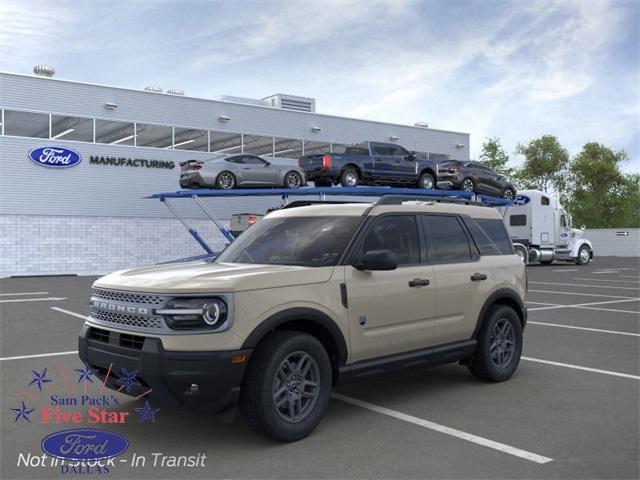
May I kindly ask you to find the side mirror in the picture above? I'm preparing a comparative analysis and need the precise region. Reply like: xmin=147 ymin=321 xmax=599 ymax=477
xmin=353 ymin=249 xmax=398 ymax=271
xmin=264 ymin=161 xmax=270 ymax=167
xmin=407 ymin=151 xmax=417 ymax=161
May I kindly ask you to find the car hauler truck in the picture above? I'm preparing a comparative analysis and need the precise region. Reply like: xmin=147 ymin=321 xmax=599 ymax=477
xmin=502 ymin=190 xmax=593 ymax=265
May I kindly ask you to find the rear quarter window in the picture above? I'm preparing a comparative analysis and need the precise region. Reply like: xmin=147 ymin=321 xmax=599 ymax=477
xmin=466 ymin=218 xmax=514 ymax=255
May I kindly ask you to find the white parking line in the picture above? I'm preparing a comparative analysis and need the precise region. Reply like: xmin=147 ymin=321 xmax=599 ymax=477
xmin=529 ymin=281 xmax=640 ymax=291
xmin=0 ymin=291 xmax=49 ymax=296
xmin=522 ymin=357 xmax=640 ymax=381
xmin=620 ymin=275 xmax=640 ymax=279
xmin=529 ymin=289 xmax=637 ymax=299
xmin=528 ymin=298 xmax=640 ymax=312
xmin=526 ymin=301 xmax=558 ymax=306
xmin=332 ymin=393 xmax=553 ymax=464
xmin=552 ymin=269 xmax=579 ymax=272
xmin=528 ymin=321 xmax=640 ymax=337
xmin=0 ymin=351 xmax=77 ymax=362
xmin=576 ymin=306 xmax=640 ymax=315
xmin=51 ymin=307 xmax=88 ymax=320
xmin=0 ymin=297 xmax=68 ymax=304
xmin=572 ymin=277 xmax=640 ymax=284
xmin=593 ymin=271 xmax=619 ymax=274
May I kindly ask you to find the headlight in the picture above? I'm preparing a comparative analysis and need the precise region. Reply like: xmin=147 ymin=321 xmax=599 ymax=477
xmin=157 ymin=297 xmax=228 ymax=331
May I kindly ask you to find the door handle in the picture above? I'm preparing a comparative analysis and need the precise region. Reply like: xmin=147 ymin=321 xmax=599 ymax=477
xmin=242 ymin=167 xmax=251 ymax=170
xmin=470 ymin=273 xmax=487 ymax=282
xmin=409 ymin=278 xmax=430 ymax=287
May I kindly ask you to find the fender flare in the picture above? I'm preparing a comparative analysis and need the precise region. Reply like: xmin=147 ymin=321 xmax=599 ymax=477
xmin=472 ymin=288 xmax=527 ymax=337
xmin=241 ymin=307 xmax=348 ymax=366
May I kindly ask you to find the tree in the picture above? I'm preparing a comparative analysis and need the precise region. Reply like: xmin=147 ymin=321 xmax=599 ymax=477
xmin=515 ymin=135 xmax=569 ymax=193
xmin=565 ymin=142 xmax=638 ymax=228
xmin=479 ymin=137 xmax=511 ymax=174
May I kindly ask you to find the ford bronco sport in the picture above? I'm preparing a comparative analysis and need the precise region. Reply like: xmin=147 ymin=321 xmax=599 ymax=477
xmin=79 ymin=196 xmax=527 ymax=442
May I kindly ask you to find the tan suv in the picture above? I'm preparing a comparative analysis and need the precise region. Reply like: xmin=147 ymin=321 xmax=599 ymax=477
xmin=79 ymin=196 xmax=527 ymax=442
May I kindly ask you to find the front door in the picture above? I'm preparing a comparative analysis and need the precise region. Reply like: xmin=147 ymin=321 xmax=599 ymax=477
xmin=344 ymin=214 xmax=436 ymax=362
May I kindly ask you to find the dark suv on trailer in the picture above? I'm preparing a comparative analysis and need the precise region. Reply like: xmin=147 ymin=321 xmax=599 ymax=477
xmin=437 ymin=160 xmax=516 ymax=200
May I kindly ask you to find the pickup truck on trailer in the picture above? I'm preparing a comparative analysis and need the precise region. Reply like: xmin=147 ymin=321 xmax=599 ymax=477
xmin=298 ymin=141 xmax=439 ymax=189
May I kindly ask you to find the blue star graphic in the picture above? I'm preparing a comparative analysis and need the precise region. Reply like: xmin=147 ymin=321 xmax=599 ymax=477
xmin=28 ymin=368 xmax=52 ymax=392
xmin=11 ymin=401 xmax=35 ymax=423
xmin=117 ymin=368 xmax=141 ymax=392
xmin=74 ymin=362 xmax=96 ymax=383
xmin=135 ymin=401 xmax=160 ymax=423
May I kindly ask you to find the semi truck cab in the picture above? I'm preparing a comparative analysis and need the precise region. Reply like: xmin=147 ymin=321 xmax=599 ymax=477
xmin=502 ymin=190 xmax=593 ymax=265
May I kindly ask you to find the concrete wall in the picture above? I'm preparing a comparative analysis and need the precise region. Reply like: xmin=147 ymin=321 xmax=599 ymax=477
xmin=584 ymin=228 xmax=640 ymax=257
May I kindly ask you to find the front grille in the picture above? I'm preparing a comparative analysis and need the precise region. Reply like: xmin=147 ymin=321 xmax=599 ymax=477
xmin=120 ymin=333 xmax=145 ymax=350
xmin=88 ymin=327 xmax=110 ymax=343
xmin=92 ymin=288 xmax=165 ymax=306
xmin=90 ymin=309 xmax=165 ymax=330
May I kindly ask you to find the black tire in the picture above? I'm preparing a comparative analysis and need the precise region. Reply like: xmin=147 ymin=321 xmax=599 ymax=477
xmin=418 ymin=172 xmax=436 ymax=190
xmin=503 ymin=188 xmax=516 ymax=200
xmin=340 ymin=168 xmax=359 ymax=187
xmin=540 ymin=259 xmax=553 ymax=265
xmin=462 ymin=177 xmax=475 ymax=192
xmin=467 ymin=306 xmax=522 ymax=382
xmin=216 ymin=171 xmax=236 ymax=189
xmin=576 ymin=245 xmax=591 ymax=265
xmin=239 ymin=331 xmax=332 ymax=442
xmin=283 ymin=171 xmax=303 ymax=189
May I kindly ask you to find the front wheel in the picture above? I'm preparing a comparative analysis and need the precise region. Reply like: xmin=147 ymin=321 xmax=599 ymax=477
xmin=239 ymin=331 xmax=332 ymax=442
xmin=467 ymin=306 xmax=522 ymax=382
xmin=576 ymin=245 xmax=591 ymax=265
xmin=284 ymin=171 xmax=303 ymax=189
xmin=216 ymin=171 xmax=236 ymax=189
xmin=462 ymin=177 xmax=475 ymax=192
xmin=503 ymin=188 xmax=516 ymax=200
xmin=418 ymin=172 xmax=435 ymax=190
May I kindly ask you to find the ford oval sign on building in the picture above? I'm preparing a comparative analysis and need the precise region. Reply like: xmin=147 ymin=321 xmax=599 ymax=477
xmin=41 ymin=428 xmax=129 ymax=461
xmin=28 ymin=146 xmax=82 ymax=168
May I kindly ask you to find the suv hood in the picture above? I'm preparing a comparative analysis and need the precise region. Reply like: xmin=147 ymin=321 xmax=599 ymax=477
xmin=94 ymin=261 xmax=334 ymax=294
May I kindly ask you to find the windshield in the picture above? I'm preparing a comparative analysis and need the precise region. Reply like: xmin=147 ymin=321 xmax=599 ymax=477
xmin=216 ymin=216 xmax=362 ymax=267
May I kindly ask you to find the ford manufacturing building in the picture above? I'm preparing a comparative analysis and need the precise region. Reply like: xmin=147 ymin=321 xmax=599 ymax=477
xmin=0 ymin=70 xmax=470 ymax=278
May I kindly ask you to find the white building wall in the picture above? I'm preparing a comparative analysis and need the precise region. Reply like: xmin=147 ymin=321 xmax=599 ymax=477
xmin=584 ymin=228 xmax=640 ymax=257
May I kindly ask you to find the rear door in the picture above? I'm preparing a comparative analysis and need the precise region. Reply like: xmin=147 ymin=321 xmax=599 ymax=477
xmin=421 ymin=214 xmax=493 ymax=344
xmin=345 ymin=214 xmax=436 ymax=362
xmin=370 ymin=143 xmax=396 ymax=180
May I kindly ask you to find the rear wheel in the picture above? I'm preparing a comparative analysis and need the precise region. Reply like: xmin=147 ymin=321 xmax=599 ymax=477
xmin=216 ymin=171 xmax=236 ymax=189
xmin=340 ymin=168 xmax=359 ymax=187
xmin=576 ymin=245 xmax=591 ymax=265
xmin=468 ymin=306 xmax=522 ymax=382
xmin=462 ymin=177 xmax=475 ymax=192
xmin=239 ymin=331 xmax=332 ymax=442
xmin=418 ymin=172 xmax=435 ymax=190
xmin=284 ymin=171 xmax=303 ymax=189
xmin=503 ymin=188 xmax=516 ymax=200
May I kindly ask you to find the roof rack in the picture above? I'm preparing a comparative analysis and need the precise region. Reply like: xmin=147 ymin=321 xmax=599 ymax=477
xmin=375 ymin=194 xmax=483 ymax=206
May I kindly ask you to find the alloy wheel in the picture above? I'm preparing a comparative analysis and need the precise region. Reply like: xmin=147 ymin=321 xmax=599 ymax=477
xmin=344 ymin=172 xmax=358 ymax=186
xmin=489 ymin=319 xmax=516 ymax=369
xmin=462 ymin=179 xmax=474 ymax=192
xmin=272 ymin=351 xmax=321 ymax=423
xmin=218 ymin=172 xmax=235 ymax=189
xmin=286 ymin=172 xmax=302 ymax=189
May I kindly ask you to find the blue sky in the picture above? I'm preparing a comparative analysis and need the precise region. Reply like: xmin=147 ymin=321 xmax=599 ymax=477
xmin=1 ymin=0 xmax=638 ymax=171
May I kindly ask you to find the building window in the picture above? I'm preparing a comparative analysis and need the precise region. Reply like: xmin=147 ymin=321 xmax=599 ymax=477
xmin=243 ymin=134 xmax=274 ymax=156
xmin=303 ymin=141 xmax=331 ymax=155
xmin=173 ymin=127 xmax=208 ymax=151
xmin=273 ymin=137 xmax=303 ymax=159
xmin=51 ymin=114 xmax=93 ymax=142
xmin=95 ymin=119 xmax=135 ymax=145
xmin=210 ymin=131 xmax=243 ymax=154
xmin=3 ymin=110 xmax=49 ymax=138
xmin=135 ymin=123 xmax=173 ymax=148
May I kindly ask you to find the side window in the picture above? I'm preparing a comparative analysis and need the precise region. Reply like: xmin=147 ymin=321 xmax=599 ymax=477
xmin=241 ymin=155 xmax=266 ymax=165
xmin=422 ymin=215 xmax=472 ymax=263
xmin=541 ymin=196 xmax=550 ymax=206
xmin=390 ymin=145 xmax=410 ymax=157
xmin=361 ymin=216 xmax=420 ymax=266
xmin=561 ymin=214 xmax=567 ymax=227
xmin=226 ymin=156 xmax=244 ymax=164
xmin=510 ymin=215 xmax=527 ymax=226
xmin=475 ymin=218 xmax=514 ymax=255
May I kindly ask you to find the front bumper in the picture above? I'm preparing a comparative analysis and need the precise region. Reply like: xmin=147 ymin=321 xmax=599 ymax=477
xmin=78 ymin=324 xmax=251 ymax=412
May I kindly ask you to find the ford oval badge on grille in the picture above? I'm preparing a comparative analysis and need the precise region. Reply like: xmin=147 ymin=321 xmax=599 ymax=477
xmin=41 ymin=428 xmax=128 ymax=461
xmin=28 ymin=146 xmax=82 ymax=168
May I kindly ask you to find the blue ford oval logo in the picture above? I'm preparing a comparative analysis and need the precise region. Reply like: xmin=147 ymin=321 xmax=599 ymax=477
xmin=513 ymin=195 xmax=530 ymax=206
xmin=41 ymin=428 xmax=128 ymax=461
xmin=28 ymin=146 xmax=82 ymax=168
